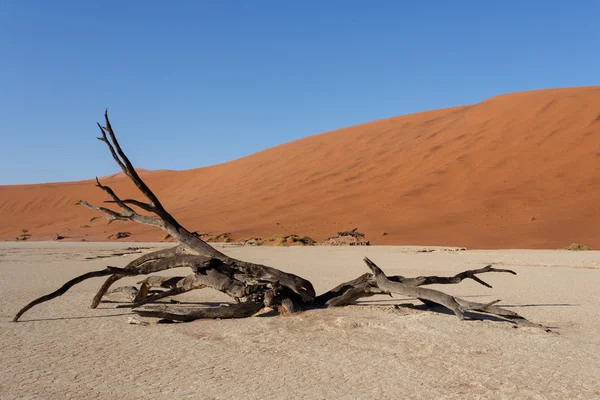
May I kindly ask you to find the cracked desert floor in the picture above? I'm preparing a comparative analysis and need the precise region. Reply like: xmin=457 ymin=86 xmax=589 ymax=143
xmin=1 ymin=242 xmax=599 ymax=399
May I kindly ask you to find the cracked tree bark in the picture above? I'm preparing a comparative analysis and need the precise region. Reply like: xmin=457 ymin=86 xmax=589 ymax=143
xmin=13 ymin=110 xmax=548 ymax=331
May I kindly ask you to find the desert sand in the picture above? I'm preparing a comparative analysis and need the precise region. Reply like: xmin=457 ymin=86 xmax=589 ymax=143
xmin=1 ymin=242 xmax=599 ymax=399
xmin=1 ymin=87 xmax=600 ymax=248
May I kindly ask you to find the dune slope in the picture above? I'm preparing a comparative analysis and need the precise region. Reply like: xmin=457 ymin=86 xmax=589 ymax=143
xmin=1 ymin=87 xmax=599 ymax=248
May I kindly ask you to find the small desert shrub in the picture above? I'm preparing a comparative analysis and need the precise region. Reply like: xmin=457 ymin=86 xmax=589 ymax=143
xmin=205 ymin=232 xmax=233 ymax=243
xmin=286 ymin=235 xmax=315 ymax=246
xmin=241 ymin=237 xmax=263 ymax=246
xmin=16 ymin=229 xmax=32 ymax=241
xmin=267 ymin=234 xmax=286 ymax=246
xmin=263 ymin=234 xmax=315 ymax=246
xmin=337 ymin=228 xmax=365 ymax=238
xmin=564 ymin=243 xmax=592 ymax=251
xmin=322 ymin=228 xmax=370 ymax=246
xmin=107 ymin=231 xmax=131 ymax=240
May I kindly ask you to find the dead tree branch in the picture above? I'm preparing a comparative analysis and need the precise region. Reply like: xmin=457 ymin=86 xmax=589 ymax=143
xmin=13 ymin=266 xmax=136 ymax=322
xmin=316 ymin=264 xmax=517 ymax=307
xmin=362 ymin=257 xmax=545 ymax=328
xmin=393 ymin=265 xmax=517 ymax=288
xmin=134 ymin=302 xmax=264 ymax=322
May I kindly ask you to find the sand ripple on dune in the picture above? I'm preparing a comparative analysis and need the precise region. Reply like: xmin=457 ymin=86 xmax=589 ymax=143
xmin=1 ymin=87 xmax=600 ymax=248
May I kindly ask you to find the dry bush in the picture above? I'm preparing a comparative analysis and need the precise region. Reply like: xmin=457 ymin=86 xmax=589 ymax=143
xmin=205 ymin=233 xmax=233 ymax=243
xmin=16 ymin=229 xmax=32 ymax=241
xmin=564 ymin=243 xmax=592 ymax=251
xmin=107 ymin=231 xmax=131 ymax=240
xmin=241 ymin=237 xmax=263 ymax=246
xmin=322 ymin=228 xmax=370 ymax=246
xmin=263 ymin=234 xmax=315 ymax=246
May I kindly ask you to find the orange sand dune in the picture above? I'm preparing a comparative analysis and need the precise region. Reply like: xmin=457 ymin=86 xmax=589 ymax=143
xmin=99 ymin=168 xmax=173 ymax=180
xmin=1 ymin=87 xmax=599 ymax=248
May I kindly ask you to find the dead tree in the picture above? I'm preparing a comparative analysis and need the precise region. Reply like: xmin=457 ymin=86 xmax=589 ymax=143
xmin=12 ymin=111 xmax=547 ymax=330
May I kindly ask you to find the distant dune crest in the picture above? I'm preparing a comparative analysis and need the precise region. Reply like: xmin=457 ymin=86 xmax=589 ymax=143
xmin=99 ymin=168 xmax=173 ymax=180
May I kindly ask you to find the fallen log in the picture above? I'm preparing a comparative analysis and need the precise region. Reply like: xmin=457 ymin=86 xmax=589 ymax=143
xmin=13 ymin=110 xmax=547 ymax=331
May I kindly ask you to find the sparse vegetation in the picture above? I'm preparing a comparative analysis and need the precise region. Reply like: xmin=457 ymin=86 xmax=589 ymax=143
xmin=241 ymin=237 xmax=263 ymax=246
xmin=16 ymin=229 xmax=32 ymax=241
xmin=322 ymin=228 xmax=370 ymax=246
xmin=564 ymin=243 xmax=592 ymax=251
xmin=55 ymin=233 xmax=66 ymax=241
xmin=337 ymin=228 xmax=365 ymax=238
xmin=107 ymin=231 xmax=131 ymax=240
xmin=205 ymin=232 xmax=233 ymax=243
xmin=263 ymin=234 xmax=315 ymax=246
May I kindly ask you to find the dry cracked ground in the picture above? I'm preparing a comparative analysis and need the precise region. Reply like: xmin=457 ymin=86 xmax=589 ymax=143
xmin=1 ymin=242 xmax=599 ymax=399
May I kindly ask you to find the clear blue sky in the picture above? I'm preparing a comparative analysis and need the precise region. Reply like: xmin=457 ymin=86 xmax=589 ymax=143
xmin=1 ymin=1 xmax=598 ymax=184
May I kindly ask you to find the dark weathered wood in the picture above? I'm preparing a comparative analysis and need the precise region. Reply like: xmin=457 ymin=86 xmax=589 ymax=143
xmin=15 ymin=253 xmax=215 ymax=320
xmin=315 ymin=273 xmax=388 ymax=307
xmin=134 ymin=302 xmax=264 ymax=322
xmin=454 ymin=297 xmax=545 ymax=329
xmin=316 ymin=264 xmax=518 ymax=307
xmin=76 ymin=112 xmax=313 ymax=310
xmin=102 ymin=276 xmax=190 ymax=306
xmin=128 ymin=286 xmax=188 ymax=308
xmin=92 ymin=274 xmax=124 ymax=308
xmin=13 ymin=266 xmax=136 ymax=322
xmin=103 ymin=286 xmax=139 ymax=302
xmin=362 ymin=257 xmax=546 ymax=329
xmin=127 ymin=266 xmax=256 ymax=309
xmin=395 ymin=265 xmax=517 ymax=288
xmin=364 ymin=257 xmax=465 ymax=319
xmin=90 ymin=246 xmax=183 ymax=308
xmin=132 ymin=275 xmax=186 ymax=303
xmin=315 ymin=273 xmax=375 ymax=305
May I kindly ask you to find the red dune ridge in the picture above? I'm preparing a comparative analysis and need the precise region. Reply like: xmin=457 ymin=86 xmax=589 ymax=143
xmin=1 ymin=87 xmax=599 ymax=249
